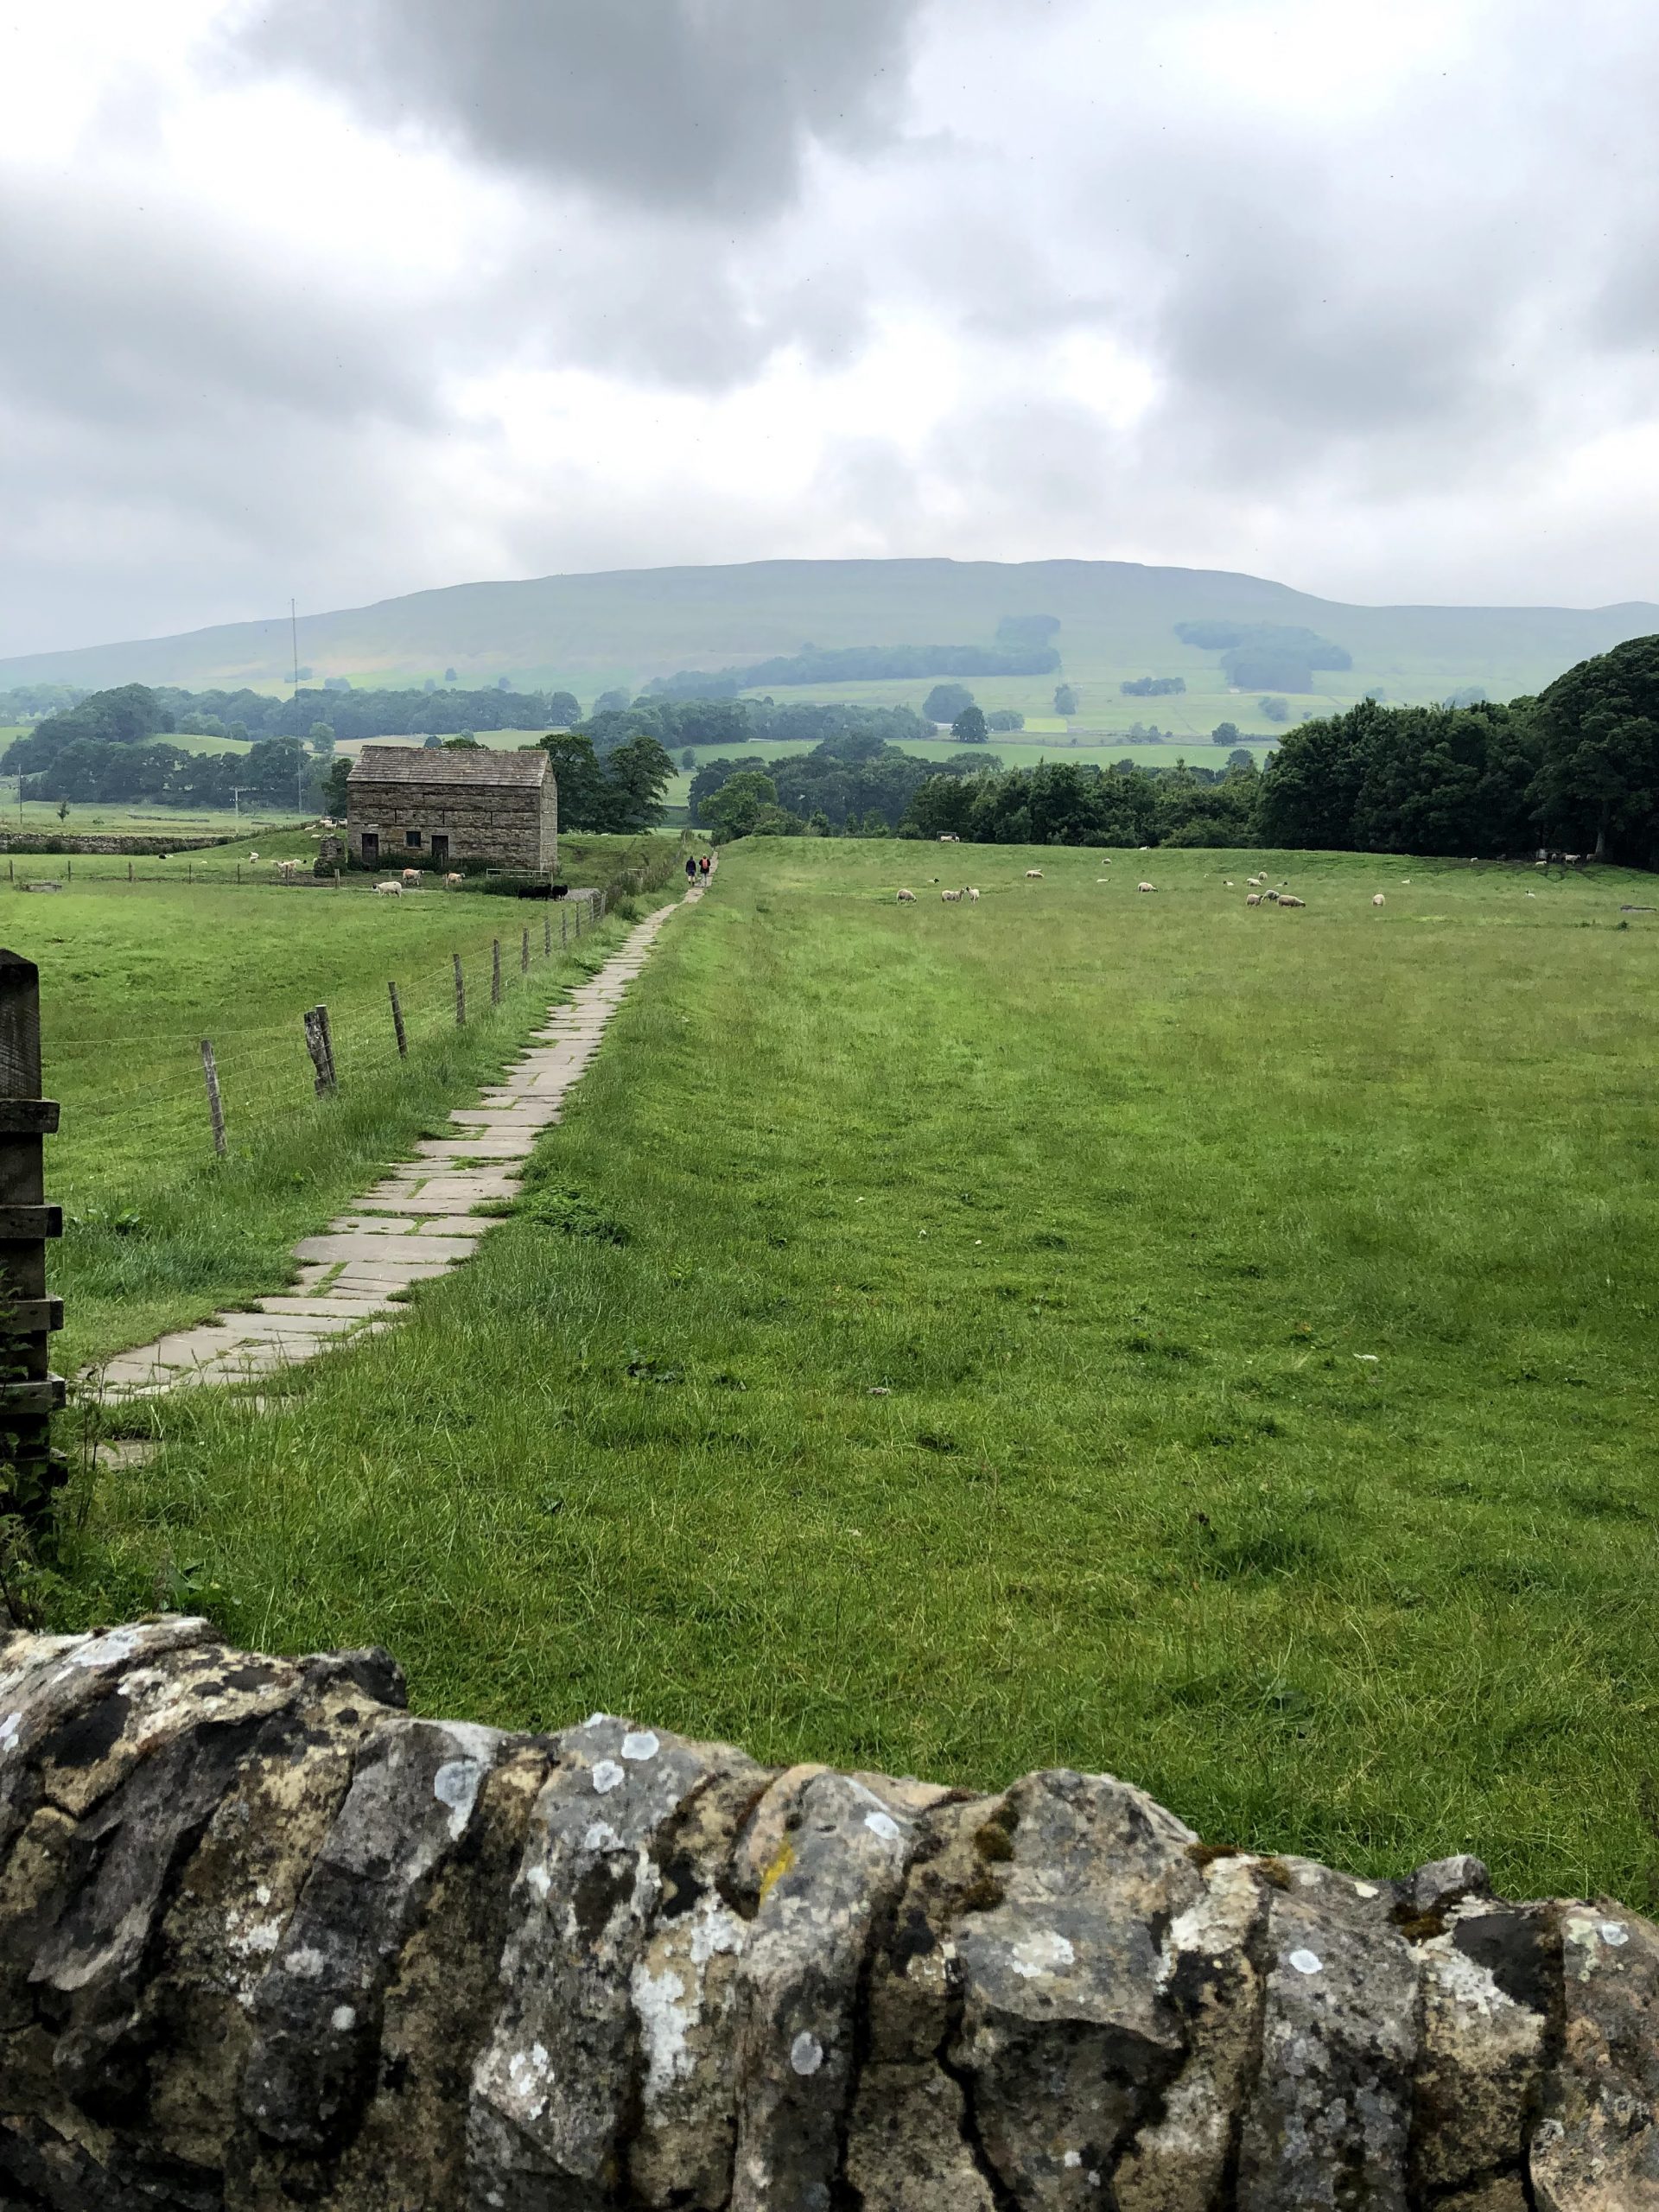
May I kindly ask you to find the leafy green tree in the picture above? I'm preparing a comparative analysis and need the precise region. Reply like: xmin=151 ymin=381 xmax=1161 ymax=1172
xmin=1529 ymin=635 xmax=1659 ymax=863
xmin=601 ymin=730 xmax=676 ymax=830
xmin=1227 ymin=748 xmax=1255 ymax=772
xmin=444 ymin=667 xmax=457 ymax=683
xmin=1258 ymin=696 xmax=1290 ymax=723
xmin=443 ymin=734 xmax=483 ymax=749
xmin=985 ymin=709 xmax=1025 ymax=732
xmin=951 ymin=703 xmax=989 ymax=744
xmin=321 ymin=758 xmax=351 ymax=814
xmin=594 ymin=688 xmax=631 ymax=715
xmin=702 ymin=770 xmax=779 ymax=840
xmin=681 ymin=749 xmax=696 ymax=770
xmin=1053 ymin=683 xmax=1078 ymax=715
xmin=1211 ymin=721 xmax=1241 ymax=747
xmin=547 ymin=690 xmax=581 ymax=726
xmin=308 ymin=721 xmax=336 ymax=758
xmin=537 ymin=731 xmax=611 ymax=830
xmin=923 ymin=682 xmax=975 ymax=724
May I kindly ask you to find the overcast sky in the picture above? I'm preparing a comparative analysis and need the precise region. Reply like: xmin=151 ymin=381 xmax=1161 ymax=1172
xmin=3 ymin=0 xmax=1656 ymax=656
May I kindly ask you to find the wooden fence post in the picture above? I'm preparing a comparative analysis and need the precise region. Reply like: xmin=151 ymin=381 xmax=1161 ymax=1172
xmin=520 ymin=925 xmax=529 ymax=976
xmin=453 ymin=954 xmax=466 ymax=1027
xmin=491 ymin=938 xmax=502 ymax=1006
xmin=543 ymin=910 xmax=551 ymax=958
xmin=302 ymin=1007 xmax=337 ymax=1096
xmin=127 ymin=861 xmax=133 ymax=883
xmin=388 ymin=982 xmax=407 ymax=1058
xmin=0 ymin=951 xmax=64 ymax=1514
xmin=562 ymin=906 xmax=568 ymax=950
xmin=200 ymin=1039 xmax=227 ymax=1156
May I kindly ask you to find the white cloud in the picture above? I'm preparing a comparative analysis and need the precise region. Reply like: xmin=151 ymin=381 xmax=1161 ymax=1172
xmin=1 ymin=0 xmax=1656 ymax=656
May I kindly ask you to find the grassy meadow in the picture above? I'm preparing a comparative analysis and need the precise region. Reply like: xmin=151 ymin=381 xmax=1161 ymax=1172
xmin=47 ymin=837 xmax=1659 ymax=1903
xmin=7 ymin=834 xmax=666 ymax=1369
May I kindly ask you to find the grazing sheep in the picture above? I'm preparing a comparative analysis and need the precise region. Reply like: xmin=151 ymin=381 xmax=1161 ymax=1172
xmin=1279 ymin=894 xmax=1306 ymax=909
xmin=1372 ymin=893 xmax=1386 ymax=907
xmin=1246 ymin=893 xmax=1262 ymax=907
xmin=1225 ymin=880 xmax=1235 ymax=887
xmin=1263 ymin=889 xmax=1281 ymax=903
xmin=896 ymin=888 xmax=917 ymax=903
xmin=248 ymin=852 xmax=259 ymax=863
xmin=401 ymin=867 xmax=422 ymax=886
xmin=941 ymin=888 xmax=963 ymax=902
xmin=1025 ymin=869 xmax=1044 ymax=880
xmin=1137 ymin=880 xmax=1155 ymax=893
xmin=966 ymin=887 xmax=980 ymax=901
xmin=374 ymin=880 xmax=403 ymax=897
xmin=444 ymin=871 xmax=464 ymax=888
xmin=275 ymin=859 xmax=298 ymax=881
xmin=938 ymin=833 xmax=961 ymax=843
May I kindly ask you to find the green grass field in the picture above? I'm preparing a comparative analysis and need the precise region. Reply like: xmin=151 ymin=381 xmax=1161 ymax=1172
xmin=47 ymin=838 xmax=1659 ymax=1903
xmin=6 ymin=834 xmax=670 ymax=1370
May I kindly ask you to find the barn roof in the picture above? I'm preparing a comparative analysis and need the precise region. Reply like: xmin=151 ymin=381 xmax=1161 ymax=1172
xmin=346 ymin=746 xmax=549 ymax=788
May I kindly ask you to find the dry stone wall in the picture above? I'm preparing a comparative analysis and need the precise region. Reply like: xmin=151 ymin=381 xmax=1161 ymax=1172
xmin=0 ymin=1616 xmax=1653 ymax=2209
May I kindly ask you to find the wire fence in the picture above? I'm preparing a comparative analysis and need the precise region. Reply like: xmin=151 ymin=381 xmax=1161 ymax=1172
xmin=34 ymin=836 xmax=689 ymax=1203
xmin=47 ymin=897 xmax=619 ymax=1197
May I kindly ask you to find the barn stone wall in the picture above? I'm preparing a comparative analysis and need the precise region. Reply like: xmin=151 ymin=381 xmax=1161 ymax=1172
xmin=347 ymin=773 xmax=556 ymax=874
xmin=0 ymin=1615 xmax=1649 ymax=2209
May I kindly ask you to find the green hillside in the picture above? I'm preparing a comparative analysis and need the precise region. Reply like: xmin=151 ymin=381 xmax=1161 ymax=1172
xmin=3 ymin=559 xmax=1655 ymax=720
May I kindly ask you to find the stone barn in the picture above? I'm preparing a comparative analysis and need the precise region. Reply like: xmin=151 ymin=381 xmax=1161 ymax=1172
xmin=345 ymin=746 xmax=557 ymax=874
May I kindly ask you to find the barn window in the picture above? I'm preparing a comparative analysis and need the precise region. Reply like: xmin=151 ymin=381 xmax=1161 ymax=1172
xmin=406 ymin=830 xmax=422 ymax=849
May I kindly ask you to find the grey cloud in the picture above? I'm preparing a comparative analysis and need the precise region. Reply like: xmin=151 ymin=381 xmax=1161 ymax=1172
xmin=223 ymin=0 xmax=925 ymax=219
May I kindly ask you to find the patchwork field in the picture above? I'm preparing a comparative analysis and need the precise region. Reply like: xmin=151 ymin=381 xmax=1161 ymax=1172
xmin=46 ymin=839 xmax=1659 ymax=1903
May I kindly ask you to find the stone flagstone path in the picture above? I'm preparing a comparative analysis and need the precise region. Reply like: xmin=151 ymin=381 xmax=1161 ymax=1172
xmin=89 ymin=892 xmax=694 ymax=1401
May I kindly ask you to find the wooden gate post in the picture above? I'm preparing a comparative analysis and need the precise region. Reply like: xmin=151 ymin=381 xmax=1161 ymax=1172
xmin=388 ymin=982 xmax=407 ymax=1058
xmin=0 ymin=952 xmax=64 ymax=1513
xmin=543 ymin=910 xmax=551 ymax=958
xmin=453 ymin=954 xmax=466 ymax=1027
xmin=520 ymin=925 xmax=529 ymax=976
xmin=491 ymin=938 xmax=502 ymax=1006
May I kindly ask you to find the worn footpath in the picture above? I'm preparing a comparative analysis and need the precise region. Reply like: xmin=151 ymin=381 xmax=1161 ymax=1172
xmin=87 ymin=893 xmax=694 ymax=1400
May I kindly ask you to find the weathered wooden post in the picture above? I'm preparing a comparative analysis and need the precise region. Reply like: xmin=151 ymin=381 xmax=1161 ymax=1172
xmin=302 ymin=1007 xmax=337 ymax=1096
xmin=520 ymin=925 xmax=529 ymax=976
xmin=543 ymin=909 xmax=551 ymax=957
xmin=453 ymin=953 xmax=466 ymax=1027
xmin=200 ymin=1039 xmax=226 ymax=1156
xmin=388 ymin=982 xmax=407 ymax=1058
xmin=491 ymin=938 xmax=502 ymax=1006
xmin=127 ymin=861 xmax=133 ymax=883
xmin=0 ymin=952 xmax=63 ymax=1513
xmin=561 ymin=906 xmax=568 ymax=950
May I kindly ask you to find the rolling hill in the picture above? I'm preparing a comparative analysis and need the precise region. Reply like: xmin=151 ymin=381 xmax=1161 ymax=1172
xmin=3 ymin=560 xmax=1654 ymax=727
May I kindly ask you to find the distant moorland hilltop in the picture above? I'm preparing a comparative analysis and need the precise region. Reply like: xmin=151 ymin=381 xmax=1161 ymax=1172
xmin=2 ymin=560 xmax=1656 ymax=733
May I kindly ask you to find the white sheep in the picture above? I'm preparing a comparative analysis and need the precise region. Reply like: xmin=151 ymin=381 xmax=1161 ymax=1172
xmin=248 ymin=852 xmax=259 ymax=863
xmin=1025 ymin=869 xmax=1044 ymax=880
xmin=1246 ymin=893 xmax=1262 ymax=907
xmin=1280 ymin=894 xmax=1306 ymax=909
xmin=1371 ymin=893 xmax=1386 ymax=907
xmin=401 ymin=867 xmax=422 ymax=886
xmin=941 ymin=888 xmax=963 ymax=902
xmin=1137 ymin=880 xmax=1155 ymax=893
xmin=966 ymin=887 xmax=980 ymax=901
xmin=896 ymin=888 xmax=917 ymax=903
xmin=375 ymin=880 xmax=403 ymax=897
xmin=444 ymin=871 xmax=464 ymax=887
